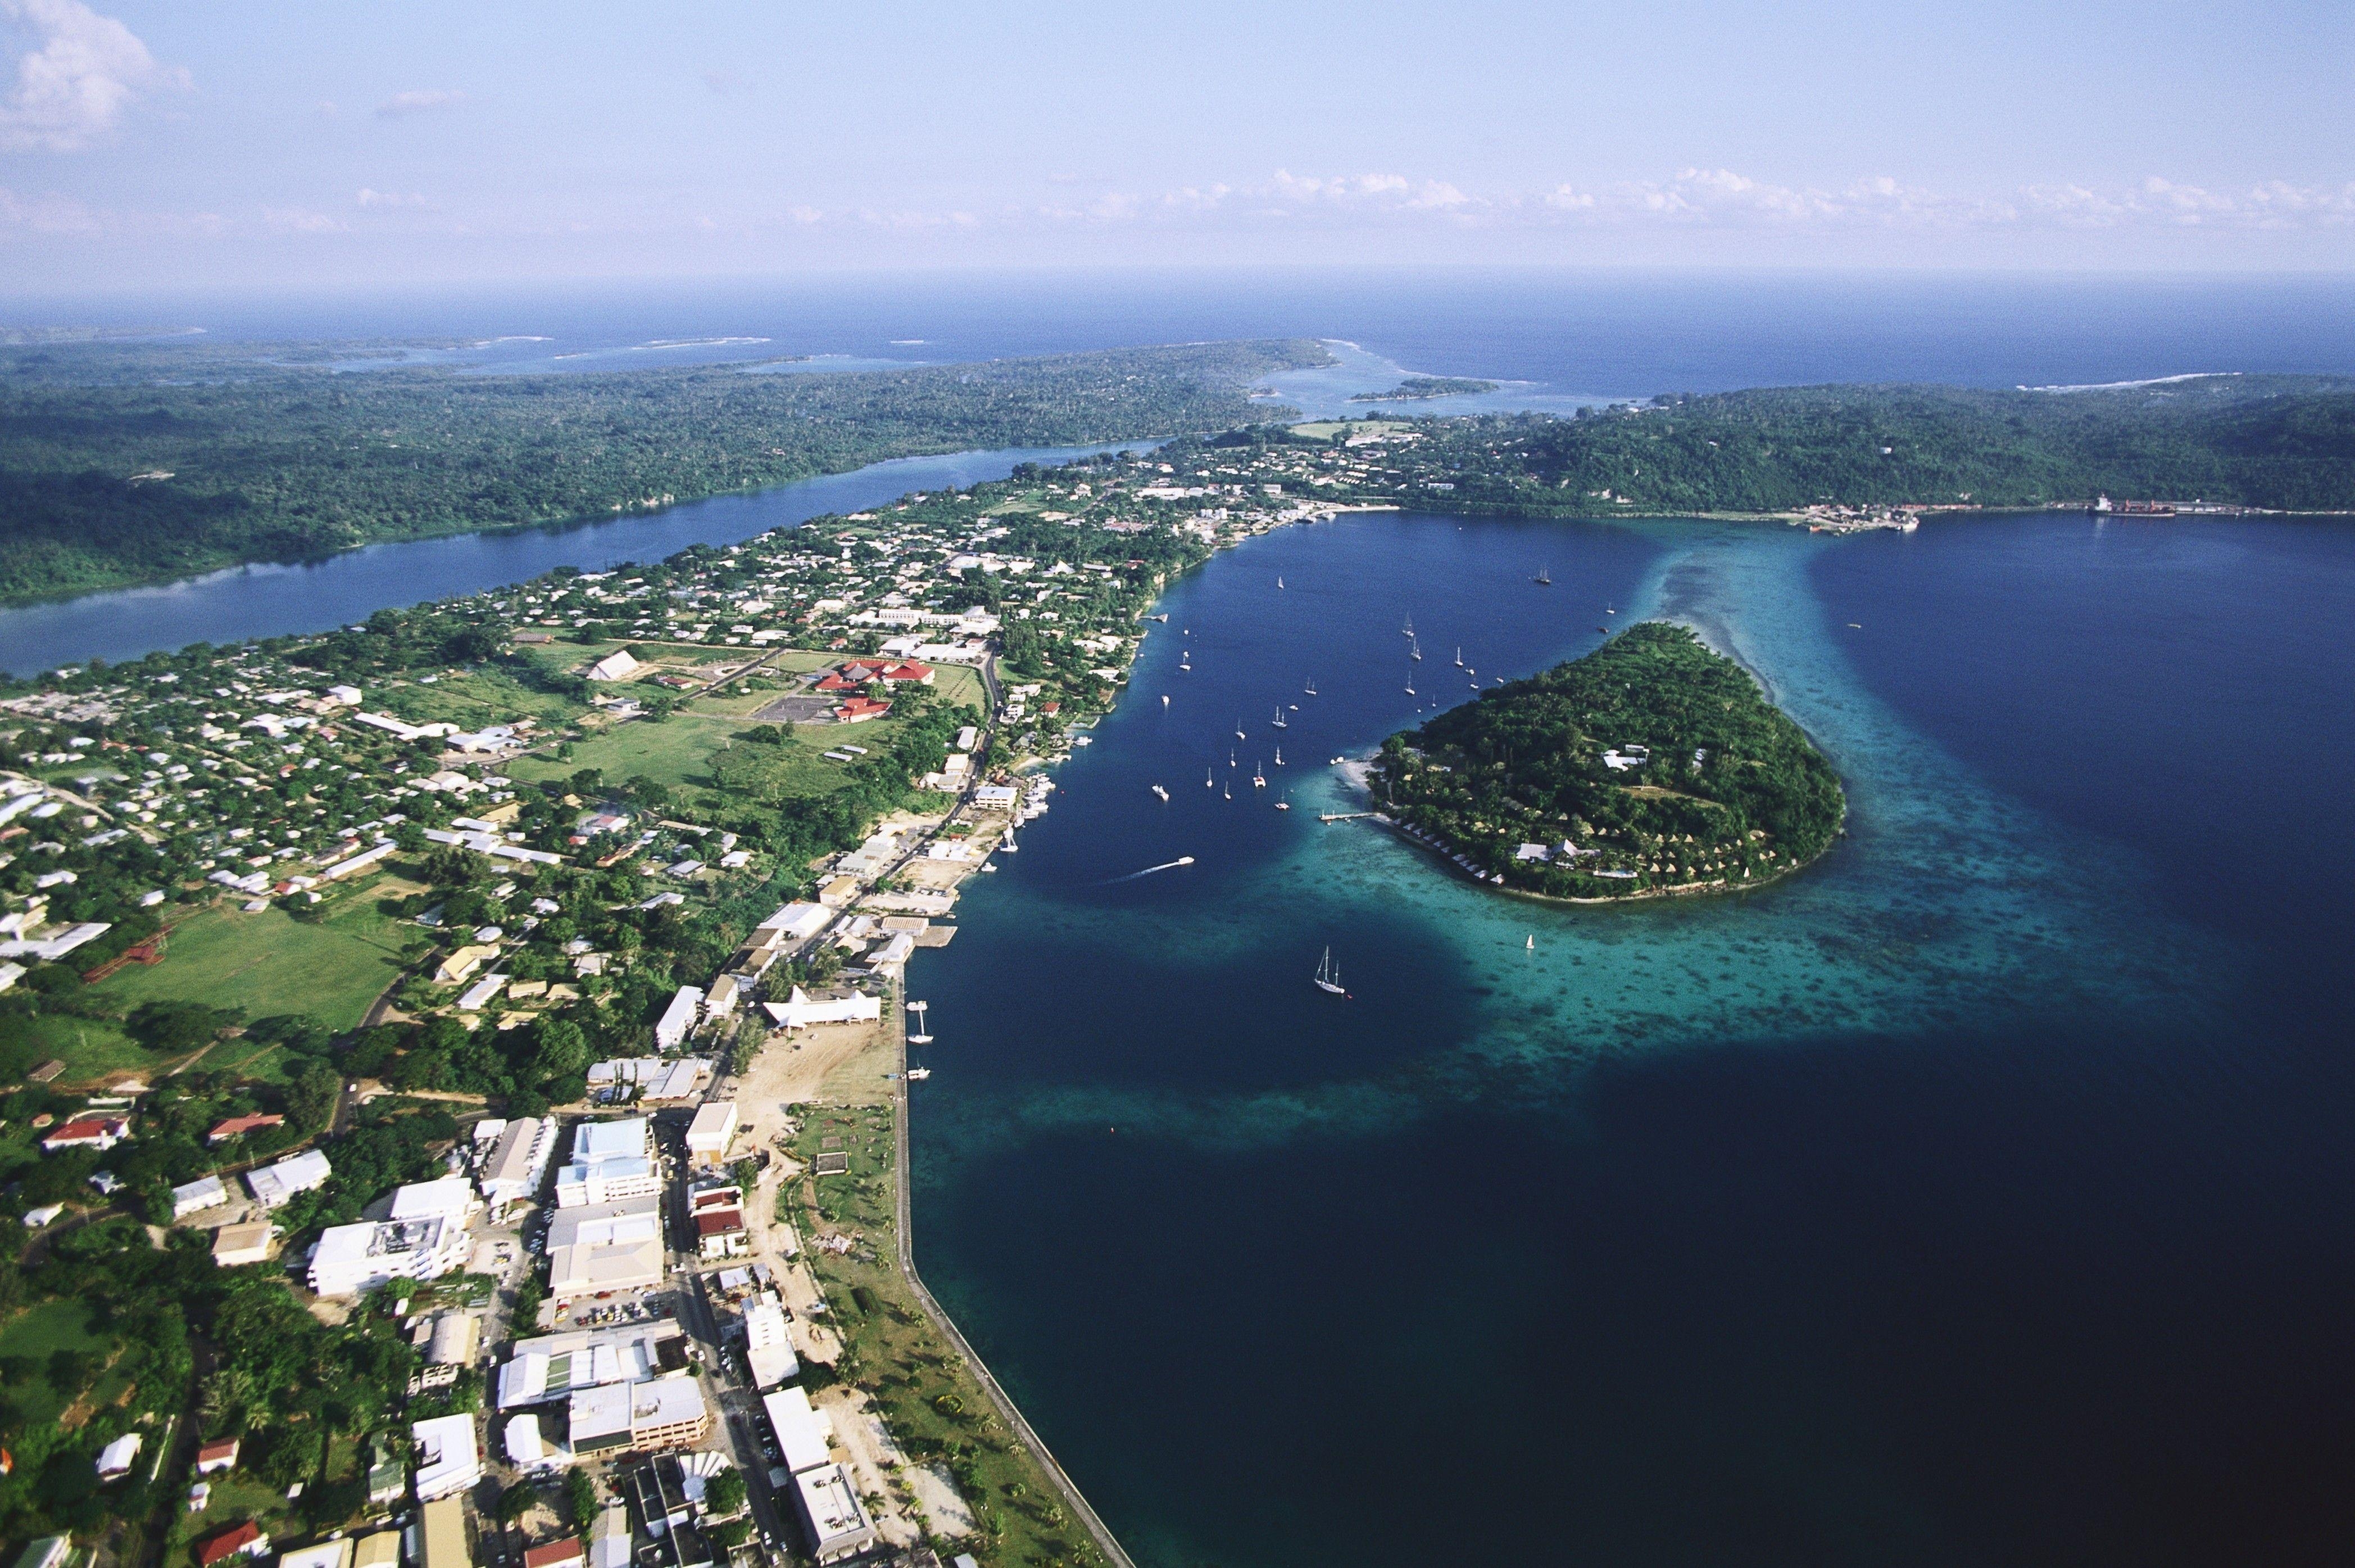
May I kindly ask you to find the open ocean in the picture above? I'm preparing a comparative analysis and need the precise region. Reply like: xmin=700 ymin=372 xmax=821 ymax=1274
xmin=6 ymin=271 xmax=2352 ymax=1564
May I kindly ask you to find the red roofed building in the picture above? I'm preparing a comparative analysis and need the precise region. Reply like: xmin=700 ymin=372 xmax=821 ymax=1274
xmin=41 ymin=1116 xmax=129 ymax=1153
xmin=522 ymin=1540 xmax=585 ymax=1568
xmin=690 ymin=1187 xmax=749 ymax=1260
xmin=197 ymin=1522 xmax=271 ymax=1567
xmin=833 ymin=697 xmax=891 ymax=725
xmin=195 ymin=1437 xmax=241 ymax=1474
xmin=816 ymin=658 xmax=932 ymax=692
xmin=207 ymin=1115 xmax=284 ymax=1146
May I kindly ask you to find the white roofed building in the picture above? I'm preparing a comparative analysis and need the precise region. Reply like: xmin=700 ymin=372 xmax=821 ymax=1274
xmin=554 ymin=1118 xmax=661 ymax=1208
xmin=546 ymin=1194 xmax=665 ymax=1298
xmin=246 ymin=1148 xmax=332 ymax=1208
xmin=478 ymin=1115 xmax=556 ymax=1213
xmin=309 ymin=1212 xmax=473 ymax=1298
xmin=741 ymin=1297 xmax=798 ymax=1389
xmin=684 ymin=1101 xmax=737 ymax=1164
xmin=653 ymin=986 xmax=704 ymax=1051
xmin=410 ymin=1413 xmax=483 ymax=1502
xmin=761 ymin=986 xmax=882 ymax=1030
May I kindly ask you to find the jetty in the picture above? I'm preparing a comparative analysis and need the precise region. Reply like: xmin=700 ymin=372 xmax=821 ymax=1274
xmin=1319 ymin=811 xmax=1377 ymax=823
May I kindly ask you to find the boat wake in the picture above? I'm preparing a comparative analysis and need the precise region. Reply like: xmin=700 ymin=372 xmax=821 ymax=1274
xmin=1108 ymin=856 xmax=1196 ymax=883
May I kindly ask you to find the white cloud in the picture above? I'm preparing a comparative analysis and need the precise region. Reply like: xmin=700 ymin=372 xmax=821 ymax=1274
xmin=356 ymin=187 xmax=427 ymax=209
xmin=374 ymin=88 xmax=464 ymax=120
xmin=0 ymin=180 xmax=96 ymax=231
xmin=262 ymin=207 xmax=346 ymax=234
xmin=0 ymin=0 xmax=184 ymax=153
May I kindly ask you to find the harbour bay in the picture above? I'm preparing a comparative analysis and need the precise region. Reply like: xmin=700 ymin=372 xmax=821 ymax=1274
xmin=907 ymin=508 xmax=2355 ymax=1566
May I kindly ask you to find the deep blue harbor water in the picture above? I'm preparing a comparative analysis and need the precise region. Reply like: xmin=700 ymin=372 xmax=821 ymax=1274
xmin=907 ymin=508 xmax=2355 ymax=1568
xmin=5 ymin=272 xmax=2352 ymax=1564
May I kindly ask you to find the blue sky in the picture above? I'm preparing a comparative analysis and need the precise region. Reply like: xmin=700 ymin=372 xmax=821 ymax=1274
xmin=0 ymin=0 xmax=2348 ymax=290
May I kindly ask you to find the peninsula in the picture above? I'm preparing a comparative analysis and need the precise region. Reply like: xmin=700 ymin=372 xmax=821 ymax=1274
xmin=1372 ymin=622 xmax=1845 ymax=899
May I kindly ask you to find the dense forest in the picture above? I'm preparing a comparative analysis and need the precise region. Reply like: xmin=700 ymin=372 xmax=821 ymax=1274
xmin=1390 ymin=375 xmax=2355 ymax=516
xmin=0 ymin=337 xmax=1329 ymax=601
xmin=1375 ymin=622 xmax=1845 ymax=899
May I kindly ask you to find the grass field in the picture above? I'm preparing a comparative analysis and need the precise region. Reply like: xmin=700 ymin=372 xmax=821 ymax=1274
xmin=13 ymin=1010 xmax=151 ymax=1085
xmin=91 ymin=894 xmax=415 ymax=1037
xmin=0 ymin=1297 xmax=113 ymax=1430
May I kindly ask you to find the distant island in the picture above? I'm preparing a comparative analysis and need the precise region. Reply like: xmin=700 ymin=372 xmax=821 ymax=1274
xmin=1372 ymin=622 xmax=1845 ymax=899
xmin=1349 ymin=376 xmax=1499 ymax=401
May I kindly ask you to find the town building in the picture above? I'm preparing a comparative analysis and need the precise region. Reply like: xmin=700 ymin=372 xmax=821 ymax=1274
xmin=308 ymin=1211 xmax=471 ymax=1298
xmin=790 ymin=1465 xmax=877 ymax=1561
xmin=684 ymin=1101 xmax=736 ymax=1164
xmin=276 ymin=1541 xmax=353 ymax=1568
xmin=689 ymin=1187 xmax=747 ymax=1260
xmin=478 ymin=1115 xmax=556 ymax=1213
xmin=416 ymin=1497 xmax=468 ymax=1568
xmin=554 ymin=1118 xmax=661 ymax=1207
xmin=761 ymin=985 xmax=882 ymax=1029
xmin=760 ymin=1387 xmax=834 ymax=1476
xmin=497 ymin=1321 xmax=690 ymax=1408
xmin=96 ymin=1433 xmax=143 ymax=1481
xmin=194 ymin=1438 xmax=240 ymax=1475
xmin=654 ymin=985 xmax=704 ymax=1051
xmin=521 ymin=1540 xmax=584 ymax=1568
xmin=546 ymin=1194 xmax=665 ymax=1298
xmin=741 ymin=1298 xmax=798 ymax=1389
xmin=566 ymin=1376 xmax=710 ymax=1455
xmin=410 ymin=1413 xmax=483 ymax=1502
xmin=351 ymin=1533 xmax=401 ymax=1568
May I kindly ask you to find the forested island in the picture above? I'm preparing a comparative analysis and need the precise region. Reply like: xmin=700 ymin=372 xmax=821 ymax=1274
xmin=1349 ymin=375 xmax=1500 ymax=401
xmin=1373 ymin=623 xmax=1845 ymax=899
xmin=0 ymin=337 xmax=1330 ymax=602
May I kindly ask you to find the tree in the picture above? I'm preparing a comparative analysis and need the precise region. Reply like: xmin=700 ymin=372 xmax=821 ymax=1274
xmin=564 ymin=1469 xmax=598 ymax=1531
xmin=705 ymin=1469 xmax=746 ymax=1518
xmin=529 ymin=1017 xmax=588 ymax=1084
xmin=124 ymin=999 xmax=234 ymax=1053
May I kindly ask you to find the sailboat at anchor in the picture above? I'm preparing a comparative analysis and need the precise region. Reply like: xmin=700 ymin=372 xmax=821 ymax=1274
xmin=1314 ymin=946 xmax=1350 ymax=997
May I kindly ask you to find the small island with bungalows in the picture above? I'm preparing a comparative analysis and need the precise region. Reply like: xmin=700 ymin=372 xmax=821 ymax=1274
xmin=1348 ymin=375 xmax=1500 ymax=401
xmin=1371 ymin=622 xmax=1845 ymax=899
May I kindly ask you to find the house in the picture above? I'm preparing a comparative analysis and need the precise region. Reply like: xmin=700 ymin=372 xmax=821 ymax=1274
xmin=245 ymin=1148 xmax=332 ymax=1208
xmin=689 ymin=1187 xmax=748 ymax=1261
xmin=832 ymin=697 xmax=890 ymax=724
xmin=194 ymin=1437 xmax=241 ymax=1475
xmin=434 ymin=944 xmax=499 ymax=984
xmin=195 ymin=1523 xmax=271 ymax=1568
xmin=411 ymin=1413 xmax=483 ymax=1502
xmin=172 ymin=1175 xmax=229 ymax=1218
xmin=587 ymin=650 xmax=643 ymax=682
xmin=1601 ymin=744 xmax=1651 ymax=771
xmin=207 ymin=1113 xmax=284 ymax=1145
xmin=95 ymin=1433 xmax=142 ymax=1480
xmin=521 ymin=1542 xmax=584 ymax=1568
xmin=684 ymin=1101 xmax=737 ymax=1164
xmin=13 ymin=1539 xmax=70 ymax=1568
xmin=41 ymin=1116 xmax=129 ymax=1153
xmin=211 ymin=1221 xmax=276 ymax=1267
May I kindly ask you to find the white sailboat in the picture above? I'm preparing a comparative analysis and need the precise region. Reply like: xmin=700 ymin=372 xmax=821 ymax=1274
xmin=1253 ymin=762 xmax=1266 ymax=788
xmin=1161 ymin=694 xmax=1169 ymax=708
xmin=1275 ymin=789 xmax=1291 ymax=811
xmin=1277 ymin=575 xmax=1285 ymax=588
xmin=1305 ymin=677 xmax=1318 ymax=696
xmin=1401 ymin=615 xmax=1414 ymax=638
xmin=1205 ymin=767 xmax=1214 ymax=788
xmin=1405 ymin=667 xmax=1417 ymax=696
xmin=1273 ymin=744 xmax=1283 ymax=766
xmin=1152 ymin=784 xmax=1169 ymax=801
xmin=1235 ymin=719 xmax=1247 ymax=740
xmin=1314 ymin=946 xmax=1349 ymax=996
xmin=907 ymin=999 xmax=934 ymax=1046
xmin=1272 ymin=705 xmax=1287 ymax=730
xmin=1454 ymin=647 xmax=1463 ymax=667
xmin=1223 ymin=781 xmax=1232 ymax=799
xmin=1410 ymin=635 xmax=1422 ymax=662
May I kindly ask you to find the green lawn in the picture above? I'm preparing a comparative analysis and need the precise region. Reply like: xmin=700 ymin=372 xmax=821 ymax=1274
xmin=90 ymin=897 xmax=414 ymax=1035
xmin=0 ymin=1297 xmax=111 ymax=1430
xmin=369 ymin=665 xmax=579 ymax=729
xmin=12 ymin=1010 xmax=151 ymax=1086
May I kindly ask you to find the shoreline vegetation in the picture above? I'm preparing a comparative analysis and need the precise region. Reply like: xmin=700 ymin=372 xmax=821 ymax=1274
xmin=0 ymin=337 xmax=1333 ymax=603
xmin=1369 ymin=623 xmax=1845 ymax=901
xmin=1347 ymin=375 xmax=1501 ymax=402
